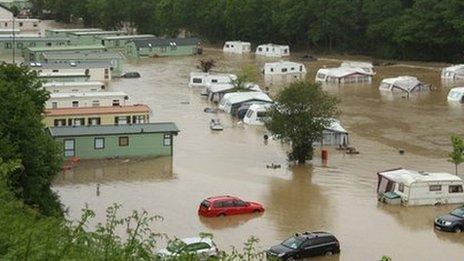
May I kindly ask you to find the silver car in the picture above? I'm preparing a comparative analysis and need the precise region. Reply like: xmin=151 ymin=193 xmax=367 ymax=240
xmin=157 ymin=237 xmax=219 ymax=260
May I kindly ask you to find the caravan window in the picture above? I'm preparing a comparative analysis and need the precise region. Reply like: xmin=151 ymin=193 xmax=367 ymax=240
xmin=192 ymin=78 xmax=202 ymax=83
xmin=246 ymin=109 xmax=253 ymax=118
xmin=258 ymin=47 xmax=262 ymax=52
xmin=257 ymin=111 xmax=268 ymax=118
xmin=281 ymin=68 xmax=288 ymax=73
xmin=429 ymin=185 xmax=442 ymax=192
xmin=398 ymin=183 xmax=404 ymax=193
xmin=211 ymin=79 xmax=218 ymax=83
xmin=449 ymin=185 xmax=463 ymax=193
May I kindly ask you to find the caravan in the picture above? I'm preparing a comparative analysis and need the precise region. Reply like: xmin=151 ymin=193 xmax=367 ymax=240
xmin=218 ymin=92 xmax=273 ymax=115
xmin=42 ymin=81 xmax=106 ymax=93
xmin=255 ymin=44 xmax=290 ymax=57
xmin=46 ymin=92 xmax=130 ymax=109
xmin=340 ymin=61 xmax=375 ymax=75
xmin=379 ymin=76 xmax=430 ymax=94
xmin=243 ymin=104 xmax=272 ymax=125
xmin=223 ymin=41 xmax=251 ymax=54
xmin=316 ymin=67 xmax=372 ymax=84
xmin=442 ymin=65 xmax=464 ymax=80
xmin=188 ymin=72 xmax=237 ymax=88
xmin=377 ymin=168 xmax=464 ymax=206
xmin=447 ymin=87 xmax=464 ymax=103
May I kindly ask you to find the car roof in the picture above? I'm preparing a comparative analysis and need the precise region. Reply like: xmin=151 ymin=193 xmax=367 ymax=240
xmin=181 ymin=237 xmax=213 ymax=245
xmin=205 ymin=195 xmax=240 ymax=202
xmin=294 ymin=231 xmax=336 ymax=240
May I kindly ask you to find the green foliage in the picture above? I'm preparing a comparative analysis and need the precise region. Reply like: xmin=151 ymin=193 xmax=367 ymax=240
xmin=265 ymin=82 xmax=340 ymax=164
xmin=232 ymin=64 xmax=259 ymax=91
xmin=0 ymin=63 xmax=63 ymax=216
xmin=448 ymin=136 xmax=464 ymax=175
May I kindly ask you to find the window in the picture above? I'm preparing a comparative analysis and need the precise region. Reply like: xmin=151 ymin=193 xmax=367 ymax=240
xmin=449 ymin=185 xmax=463 ymax=193
xmin=85 ymin=69 xmax=90 ymax=75
xmin=94 ymin=138 xmax=105 ymax=150
xmin=281 ymin=68 xmax=288 ymax=73
xmin=225 ymin=44 xmax=229 ymax=48
xmin=72 ymin=101 xmax=79 ymax=108
xmin=115 ymin=116 xmax=129 ymax=125
xmin=398 ymin=183 xmax=404 ymax=193
xmin=290 ymin=67 xmax=295 ymax=71
xmin=163 ymin=134 xmax=172 ymax=146
xmin=54 ymin=119 xmax=66 ymax=126
xmin=92 ymin=100 xmax=100 ymax=107
xmin=270 ymin=68 xmax=274 ymax=72
xmin=5 ymin=43 xmax=11 ymax=49
xmin=258 ymin=47 xmax=262 ymax=52
xmin=64 ymin=139 xmax=75 ymax=157
xmin=52 ymin=102 xmax=58 ymax=108
xmin=46 ymin=42 xmax=52 ymax=47
xmin=184 ymin=243 xmax=211 ymax=252
xmin=104 ymin=69 xmax=109 ymax=79
xmin=246 ymin=109 xmax=253 ymax=118
xmin=211 ymin=79 xmax=218 ymax=83
xmin=119 ymin=136 xmax=129 ymax=147
xmin=429 ymin=185 xmax=442 ymax=192
xmin=222 ymin=200 xmax=234 ymax=208
xmin=233 ymin=200 xmax=247 ymax=207
xmin=88 ymin=117 xmax=101 ymax=126
xmin=52 ymin=69 xmax=59 ymax=73
xmin=33 ymin=23 xmax=38 ymax=27
xmin=18 ymin=22 xmax=23 ymax=27
xmin=193 ymin=78 xmax=202 ymax=83
xmin=112 ymin=100 xmax=120 ymax=106
xmin=73 ymin=118 xmax=85 ymax=126
xmin=132 ymin=115 xmax=146 ymax=124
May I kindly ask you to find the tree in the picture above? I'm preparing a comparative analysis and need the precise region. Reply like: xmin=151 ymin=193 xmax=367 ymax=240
xmin=265 ymin=82 xmax=340 ymax=164
xmin=0 ymin=63 xmax=63 ymax=216
xmin=232 ymin=64 xmax=259 ymax=91
xmin=448 ymin=136 xmax=464 ymax=175
xmin=198 ymin=59 xmax=216 ymax=73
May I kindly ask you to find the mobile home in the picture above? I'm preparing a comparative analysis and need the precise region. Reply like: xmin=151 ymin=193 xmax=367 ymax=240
xmin=68 ymin=30 xmax=127 ymax=46
xmin=24 ymin=45 xmax=107 ymax=62
xmin=442 ymin=65 xmax=464 ymax=80
xmin=255 ymin=43 xmax=290 ymax=57
xmin=207 ymin=82 xmax=261 ymax=102
xmin=447 ymin=87 xmax=464 ymax=103
xmin=45 ymin=28 xmax=103 ymax=38
xmin=379 ymin=76 xmax=430 ymax=94
xmin=243 ymin=103 xmax=271 ymax=125
xmin=125 ymin=37 xmax=201 ymax=59
xmin=49 ymin=122 xmax=179 ymax=159
xmin=29 ymin=61 xmax=113 ymax=83
xmin=315 ymin=67 xmax=372 ymax=84
xmin=0 ymin=36 xmax=70 ymax=54
xmin=340 ymin=61 xmax=375 ymax=75
xmin=100 ymin=34 xmax=154 ymax=51
xmin=46 ymin=92 xmax=130 ymax=109
xmin=0 ymin=18 xmax=41 ymax=32
xmin=188 ymin=72 xmax=237 ymax=88
xmin=43 ymin=104 xmax=151 ymax=127
xmin=223 ymin=41 xmax=251 ymax=54
xmin=263 ymin=61 xmax=306 ymax=75
xmin=42 ymin=81 xmax=106 ymax=93
xmin=218 ymin=92 xmax=273 ymax=115
xmin=377 ymin=168 xmax=464 ymax=206
xmin=38 ymin=72 xmax=90 ymax=83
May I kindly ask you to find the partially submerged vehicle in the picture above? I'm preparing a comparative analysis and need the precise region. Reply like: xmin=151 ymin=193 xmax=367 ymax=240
xmin=447 ymin=87 xmax=464 ymax=103
xmin=263 ymin=61 xmax=306 ymax=76
xmin=315 ymin=67 xmax=372 ymax=84
xmin=441 ymin=64 xmax=464 ymax=80
xmin=223 ymin=41 xmax=251 ymax=54
xmin=377 ymin=168 xmax=464 ymax=206
xmin=206 ymin=82 xmax=261 ymax=102
xmin=210 ymin=119 xmax=223 ymax=131
xmin=320 ymin=120 xmax=349 ymax=147
xmin=157 ymin=237 xmax=219 ymax=260
xmin=340 ymin=60 xmax=375 ymax=75
xmin=218 ymin=92 xmax=273 ymax=115
xmin=243 ymin=103 xmax=272 ymax=125
xmin=379 ymin=76 xmax=431 ymax=94
xmin=188 ymin=72 xmax=237 ymax=88
xmin=255 ymin=43 xmax=290 ymax=57
xmin=122 ymin=71 xmax=141 ymax=78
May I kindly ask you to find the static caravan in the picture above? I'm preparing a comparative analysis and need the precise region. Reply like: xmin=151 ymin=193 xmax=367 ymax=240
xmin=46 ymin=92 xmax=130 ymax=109
xmin=243 ymin=103 xmax=272 ymax=125
xmin=45 ymin=28 xmax=103 ymax=38
xmin=264 ymin=61 xmax=306 ymax=75
xmin=68 ymin=30 xmax=127 ymax=46
xmin=24 ymin=45 xmax=107 ymax=62
xmin=38 ymin=72 xmax=90 ymax=83
xmin=42 ymin=104 xmax=151 ymax=127
xmin=379 ymin=76 xmax=430 ymax=94
xmin=42 ymin=81 xmax=106 ymax=93
xmin=125 ymin=37 xmax=201 ymax=59
xmin=0 ymin=18 xmax=41 ymax=32
xmin=377 ymin=168 xmax=464 ymax=206
xmin=207 ymin=82 xmax=261 ymax=102
xmin=340 ymin=61 xmax=375 ymax=75
xmin=320 ymin=120 xmax=349 ymax=146
xmin=442 ymin=65 xmax=464 ymax=80
xmin=315 ymin=67 xmax=372 ymax=84
xmin=188 ymin=72 xmax=237 ymax=88
xmin=0 ymin=36 xmax=70 ymax=54
xmin=218 ymin=92 xmax=273 ymax=115
xmin=223 ymin=41 xmax=251 ymax=54
xmin=100 ymin=34 xmax=154 ymax=51
xmin=30 ymin=61 xmax=112 ymax=83
xmin=255 ymin=43 xmax=290 ymax=57
xmin=447 ymin=87 xmax=464 ymax=103
xmin=48 ymin=122 xmax=179 ymax=159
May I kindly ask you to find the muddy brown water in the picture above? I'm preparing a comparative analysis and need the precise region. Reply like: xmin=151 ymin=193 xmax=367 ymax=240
xmin=48 ymin=48 xmax=464 ymax=260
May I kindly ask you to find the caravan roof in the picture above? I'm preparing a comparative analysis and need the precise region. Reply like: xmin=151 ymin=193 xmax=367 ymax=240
xmin=380 ymin=76 xmax=424 ymax=92
xmin=341 ymin=61 xmax=373 ymax=69
xmin=378 ymin=168 xmax=462 ymax=187
xmin=317 ymin=67 xmax=370 ymax=78
xmin=326 ymin=120 xmax=348 ymax=134
xmin=50 ymin=91 xmax=127 ymax=99
xmin=443 ymin=64 xmax=464 ymax=73
xmin=222 ymin=92 xmax=272 ymax=105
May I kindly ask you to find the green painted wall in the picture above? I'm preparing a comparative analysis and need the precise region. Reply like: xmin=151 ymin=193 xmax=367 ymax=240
xmin=125 ymin=43 xmax=198 ymax=59
xmin=55 ymin=132 xmax=173 ymax=159
xmin=0 ymin=39 xmax=69 ymax=55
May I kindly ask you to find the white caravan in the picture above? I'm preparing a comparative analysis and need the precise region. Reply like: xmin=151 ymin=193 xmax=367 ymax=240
xmin=379 ymin=76 xmax=430 ymax=93
xmin=340 ymin=61 xmax=375 ymax=75
xmin=223 ymin=41 xmax=251 ymax=54
xmin=263 ymin=61 xmax=306 ymax=75
xmin=441 ymin=65 xmax=464 ymax=80
xmin=206 ymin=82 xmax=261 ymax=102
xmin=377 ymin=168 xmax=464 ymax=206
xmin=315 ymin=67 xmax=372 ymax=84
xmin=447 ymin=87 xmax=464 ymax=103
xmin=320 ymin=120 xmax=349 ymax=146
xmin=243 ymin=103 xmax=272 ymax=125
xmin=188 ymin=72 xmax=237 ymax=88
xmin=46 ymin=92 xmax=129 ymax=109
xmin=42 ymin=81 xmax=106 ymax=93
xmin=255 ymin=43 xmax=290 ymax=57
xmin=218 ymin=92 xmax=273 ymax=114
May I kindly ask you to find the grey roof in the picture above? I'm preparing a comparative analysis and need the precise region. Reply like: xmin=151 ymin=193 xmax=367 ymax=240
xmin=43 ymin=51 xmax=123 ymax=60
xmin=29 ymin=61 xmax=113 ymax=70
xmin=0 ymin=37 xmax=70 ymax=42
xmin=131 ymin=37 xmax=200 ymax=49
xmin=49 ymin=123 xmax=180 ymax=137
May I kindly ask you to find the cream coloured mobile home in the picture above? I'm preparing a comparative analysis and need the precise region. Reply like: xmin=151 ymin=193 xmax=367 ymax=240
xmin=46 ymin=92 xmax=129 ymax=109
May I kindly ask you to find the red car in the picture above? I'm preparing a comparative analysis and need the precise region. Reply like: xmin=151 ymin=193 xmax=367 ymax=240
xmin=198 ymin=196 xmax=265 ymax=217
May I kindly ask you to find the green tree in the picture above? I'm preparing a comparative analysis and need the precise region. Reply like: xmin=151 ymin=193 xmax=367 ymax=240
xmin=448 ymin=136 xmax=464 ymax=175
xmin=266 ymin=82 xmax=340 ymax=164
xmin=0 ymin=63 xmax=63 ymax=216
xmin=232 ymin=64 xmax=259 ymax=91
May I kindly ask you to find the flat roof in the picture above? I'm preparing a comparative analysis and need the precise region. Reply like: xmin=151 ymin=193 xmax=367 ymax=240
xmin=70 ymin=30 xmax=126 ymax=36
xmin=38 ymin=72 xmax=88 ymax=77
xmin=0 ymin=18 xmax=41 ymax=22
xmin=44 ymin=104 xmax=150 ymax=117
xmin=317 ymin=67 xmax=371 ymax=78
xmin=26 ymin=45 xmax=106 ymax=52
xmin=49 ymin=122 xmax=179 ymax=137
xmin=0 ymin=36 xmax=68 ymax=41
xmin=101 ymin=34 xmax=154 ymax=40
xmin=132 ymin=37 xmax=200 ymax=48
xmin=50 ymin=91 xmax=127 ymax=99
xmin=43 ymin=81 xmax=105 ymax=87
xmin=42 ymin=51 xmax=123 ymax=60
xmin=222 ymin=91 xmax=273 ymax=104
xmin=29 ymin=61 xmax=112 ymax=70
xmin=45 ymin=28 xmax=103 ymax=33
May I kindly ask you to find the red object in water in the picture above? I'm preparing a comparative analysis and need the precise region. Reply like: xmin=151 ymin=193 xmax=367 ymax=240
xmin=198 ymin=196 xmax=265 ymax=218
xmin=321 ymin=150 xmax=328 ymax=161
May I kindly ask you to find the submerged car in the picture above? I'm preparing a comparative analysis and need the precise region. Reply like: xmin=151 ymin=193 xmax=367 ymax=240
xmin=266 ymin=231 xmax=340 ymax=260
xmin=198 ymin=195 xmax=264 ymax=217
xmin=435 ymin=206 xmax=464 ymax=233
xmin=122 ymin=72 xmax=141 ymax=78
xmin=157 ymin=237 xmax=218 ymax=259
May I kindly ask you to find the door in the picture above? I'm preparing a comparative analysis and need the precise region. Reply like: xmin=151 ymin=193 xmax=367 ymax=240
xmin=64 ymin=139 xmax=75 ymax=157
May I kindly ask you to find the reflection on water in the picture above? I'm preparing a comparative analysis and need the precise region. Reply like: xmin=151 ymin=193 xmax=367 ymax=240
xmin=51 ymin=49 xmax=464 ymax=260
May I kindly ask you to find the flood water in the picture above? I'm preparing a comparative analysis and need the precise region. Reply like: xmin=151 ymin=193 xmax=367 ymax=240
xmin=52 ymin=48 xmax=464 ymax=260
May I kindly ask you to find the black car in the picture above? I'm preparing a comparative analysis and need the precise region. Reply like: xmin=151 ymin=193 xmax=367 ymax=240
xmin=122 ymin=72 xmax=141 ymax=78
xmin=266 ymin=231 xmax=340 ymax=260
xmin=434 ymin=206 xmax=464 ymax=233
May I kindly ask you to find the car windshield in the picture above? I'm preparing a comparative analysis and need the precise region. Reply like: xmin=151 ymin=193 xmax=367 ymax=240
xmin=450 ymin=208 xmax=464 ymax=218
xmin=166 ymin=240 xmax=187 ymax=253
xmin=282 ymin=236 xmax=305 ymax=250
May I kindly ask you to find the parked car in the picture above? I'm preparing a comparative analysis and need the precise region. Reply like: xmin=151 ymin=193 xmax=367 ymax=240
xmin=122 ymin=72 xmax=141 ymax=78
xmin=434 ymin=206 xmax=464 ymax=233
xmin=157 ymin=237 xmax=218 ymax=260
xmin=266 ymin=231 xmax=340 ymax=260
xmin=198 ymin=195 xmax=264 ymax=217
